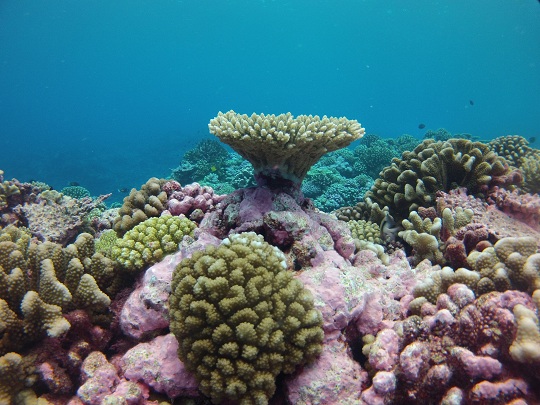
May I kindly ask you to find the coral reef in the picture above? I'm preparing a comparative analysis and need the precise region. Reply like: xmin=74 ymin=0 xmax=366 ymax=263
xmin=2 ymin=125 xmax=540 ymax=404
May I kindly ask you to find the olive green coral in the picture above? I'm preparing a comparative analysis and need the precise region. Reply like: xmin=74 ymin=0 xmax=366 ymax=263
xmin=113 ymin=177 xmax=168 ymax=236
xmin=412 ymin=236 xmax=540 ymax=305
xmin=0 ymin=233 xmax=117 ymax=354
xmin=169 ymin=232 xmax=323 ymax=405
xmin=111 ymin=215 xmax=197 ymax=271
xmin=365 ymin=139 xmax=508 ymax=222
xmin=208 ymin=110 xmax=364 ymax=184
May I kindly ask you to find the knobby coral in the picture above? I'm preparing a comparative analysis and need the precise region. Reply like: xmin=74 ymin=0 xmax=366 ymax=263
xmin=169 ymin=232 xmax=324 ymax=405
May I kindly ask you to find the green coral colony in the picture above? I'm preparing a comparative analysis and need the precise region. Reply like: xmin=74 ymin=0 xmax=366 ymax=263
xmin=169 ymin=232 xmax=324 ymax=404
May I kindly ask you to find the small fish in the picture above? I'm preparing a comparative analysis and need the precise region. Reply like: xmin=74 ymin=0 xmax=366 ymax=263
xmin=380 ymin=212 xmax=401 ymax=243
xmin=210 ymin=165 xmax=217 ymax=172
xmin=418 ymin=123 xmax=426 ymax=129
xmin=69 ymin=181 xmax=80 ymax=186
xmin=118 ymin=188 xmax=129 ymax=193
xmin=469 ymin=100 xmax=474 ymax=106
xmin=529 ymin=136 xmax=537 ymax=143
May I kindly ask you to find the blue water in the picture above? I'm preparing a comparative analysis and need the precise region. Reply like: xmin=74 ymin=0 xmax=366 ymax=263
xmin=1 ymin=0 xmax=539 ymax=202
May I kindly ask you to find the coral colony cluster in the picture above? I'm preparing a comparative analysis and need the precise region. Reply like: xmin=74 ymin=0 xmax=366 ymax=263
xmin=1 ymin=111 xmax=540 ymax=405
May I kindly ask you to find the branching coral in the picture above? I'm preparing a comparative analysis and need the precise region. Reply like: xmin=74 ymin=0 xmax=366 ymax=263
xmin=0 ymin=233 xmax=117 ymax=354
xmin=113 ymin=178 xmax=168 ymax=236
xmin=365 ymin=139 xmax=508 ymax=222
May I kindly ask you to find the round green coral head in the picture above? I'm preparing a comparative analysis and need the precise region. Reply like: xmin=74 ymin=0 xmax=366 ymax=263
xmin=169 ymin=232 xmax=324 ymax=405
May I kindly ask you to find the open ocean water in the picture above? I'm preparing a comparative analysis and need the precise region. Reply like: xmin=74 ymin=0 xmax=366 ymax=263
xmin=1 ymin=0 xmax=539 ymax=202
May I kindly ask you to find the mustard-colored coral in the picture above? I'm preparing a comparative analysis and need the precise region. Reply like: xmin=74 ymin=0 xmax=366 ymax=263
xmin=0 ymin=233 xmax=117 ymax=354
xmin=208 ymin=110 xmax=364 ymax=184
xmin=169 ymin=232 xmax=323 ymax=405
xmin=509 ymin=304 xmax=540 ymax=363
xmin=399 ymin=211 xmax=443 ymax=265
xmin=113 ymin=177 xmax=168 ymax=235
xmin=111 ymin=215 xmax=196 ymax=271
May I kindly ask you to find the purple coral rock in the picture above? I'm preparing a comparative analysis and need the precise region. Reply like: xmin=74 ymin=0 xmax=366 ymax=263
xmin=77 ymin=352 xmax=120 ymax=405
xmin=372 ymin=371 xmax=397 ymax=395
xmin=451 ymin=347 xmax=502 ymax=380
xmin=120 ymin=334 xmax=199 ymax=398
xmin=284 ymin=337 xmax=367 ymax=404
xmin=470 ymin=379 xmax=529 ymax=402
xmin=399 ymin=341 xmax=430 ymax=382
xmin=368 ymin=328 xmax=400 ymax=371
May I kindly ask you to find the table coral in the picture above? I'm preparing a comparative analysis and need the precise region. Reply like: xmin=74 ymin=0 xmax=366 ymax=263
xmin=208 ymin=110 xmax=364 ymax=186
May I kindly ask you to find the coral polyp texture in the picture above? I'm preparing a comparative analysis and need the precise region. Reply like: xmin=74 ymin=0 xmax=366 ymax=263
xmin=208 ymin=110 xmax=364 ymax=185
xmin=111 ymin=215 xmax=197 ymax=271
xmin=365 ymin=138 xmax=508 ymax=222
xmin=169 ymin=232 xmax=324 ymax=405
xmin=113 ymin=177 xmax=168 ymax=236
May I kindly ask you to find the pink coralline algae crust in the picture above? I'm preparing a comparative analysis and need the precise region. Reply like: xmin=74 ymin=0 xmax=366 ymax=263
xmin=77 ymin=352 xmax=120 ymax=405
xmin=284 ymin=337 xmax=368 ymax=405
xmin=201 ymin=186 xmax=355 ymax=265
xmin=120 ymin=334 xmax=199 ymax=398
xmin=436 ymin=188 xmax=540 ymax=245
xmin=165 ymin=182 xmax=225 ymax=222
xmin=297 ymin=249 xmax=424 ymax=339
xmin=120 ymin=230 xmax=222 ymax=339
xmin=488 ymin=186 xmax=540 ymax=231
xmin=75 ymin=351 xmax=156 ymax=405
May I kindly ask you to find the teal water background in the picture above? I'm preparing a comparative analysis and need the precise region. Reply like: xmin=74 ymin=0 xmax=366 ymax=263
xmin=1 ymin=0 xmax=539 ymax=200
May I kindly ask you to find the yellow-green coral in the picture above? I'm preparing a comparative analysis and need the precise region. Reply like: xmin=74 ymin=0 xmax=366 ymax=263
xmin=208 ymin=110 xmax=364 ymax=184
xmin=509 ymin=304 xmax=540 ymax=363
xmin=111 ymin=215 xmax=196 ymax=271
xmin=0 ymin=352 xmax=37 ymax=404
xmin=95 ymin=229 xmax=119 ymax=256
xmin=169 ymin=232 xmax=323 ymax=405
xmin=488 ymin=135 xmax=532 ymax=168
xmin=347 ymin=219 xmax=382 ymax=244
xmin=521 ymin=153 xmax=540 ymax=194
